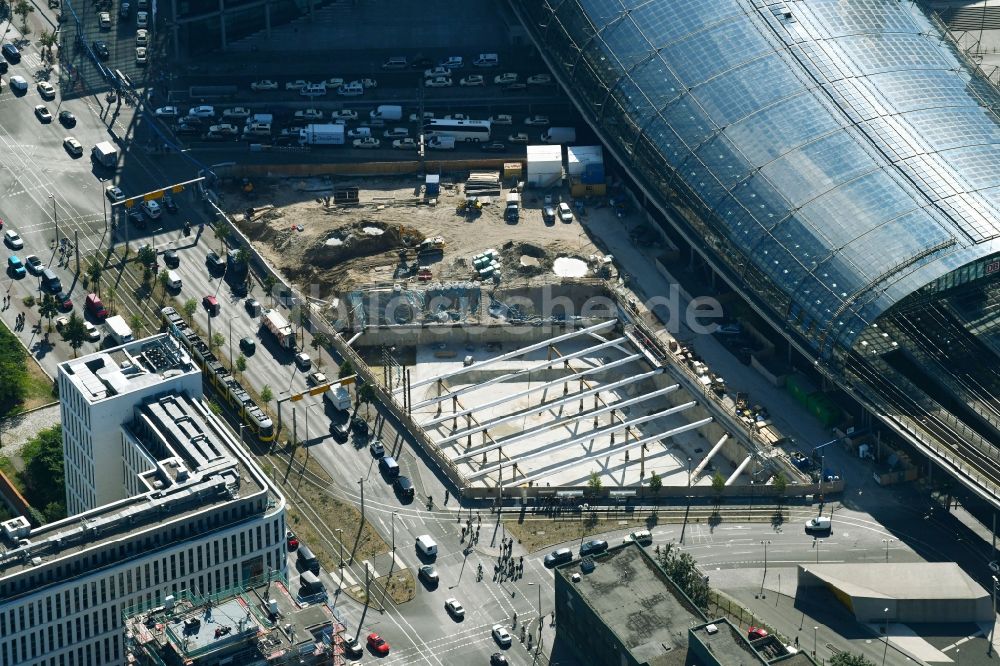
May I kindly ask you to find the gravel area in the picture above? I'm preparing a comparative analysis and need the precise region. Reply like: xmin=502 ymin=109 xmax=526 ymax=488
xmin=0 ymin=403 xmax=61 ymax=459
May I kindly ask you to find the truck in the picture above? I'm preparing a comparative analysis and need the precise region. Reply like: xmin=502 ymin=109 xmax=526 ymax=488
xmin=540 ymin=127 xmax=576 ymax=144
xmin=323 ymin=386 xmax=352 ymax=411
xmin=261 ymin=309 xmax=295 ymax=348
xmin=104 ymin=315 xmax=134 ymax=345
xmin=91 ymin=141 xmax=118 ymax=168
xmin=245 ymin=113 xmax=273 ymax=126
xmin=504 ymin=192 xmax=520 ymax=223
xmin=427 ymin=136 xmax=455 ymax=150
xmin=298 ymin=123 xmax=345 ymax=146
xmin=369 ymin=104 xmax=403 ymax=122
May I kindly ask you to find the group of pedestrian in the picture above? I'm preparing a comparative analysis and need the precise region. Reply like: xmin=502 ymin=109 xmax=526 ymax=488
xmin=493 ymin=537 xmax=525 ymax=583
xmin=13 ymin=312 xmax=25 ymax=332
xmin=2 ymin=293 xmax=10 ymax=310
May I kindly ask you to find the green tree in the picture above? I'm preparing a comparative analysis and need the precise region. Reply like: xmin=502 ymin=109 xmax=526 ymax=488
xmin=653 ymin=542 xmax=710 ymax=610
xmin=358 ymin=382 xmax=376 ymax=418
xmin=263 ymin=274 xmax=277 ymax=305
xmin=773 ymin=471 xmax=788 ymax=504
xmin=104 ymin=285 xmax=117 ymax=315
xmin=183 ymin=298 xmax=198 ymax=319
xmin=339 ymin=359 xmax=355 ymax=378
xmin=37 ymin=29 xmax=56 ymax=63
xmin=130 ymin=313 xmax=144 ymax=336
xmin=38 ymin=295 xmax=58 ymax=334
xmin=157 ymin=271 xmax=171 ymax=300
xmin=648 ymin=471 xmax=662 ymax=495
xmin=62 ymin=313 xmax=87 ymax=358
xmin=0 ymin=325 xmax=28 ymax=413
xmin=711 ymin=471 xmax=726 ymax=505
xmin=13 ymin=0 xmax=33 ymax=35
xmin=829 ymin=654 xmax=876 ymax=666
xmin=260 ymin=384 xmax=273 ymax=403
xmin=236 ymin=247 xmax=251 ymax=283
xmin=19 ymin=425 xmax=64 ymax=522
xmin=586 ymin=470 xmax=602 ymax=497
xmin=87 ymin=260 xmax=103 ymax=296
xmin=310 ymin=332 xmax=330 ymax=368
xmin=213 ymin=220 xmax=230 ymax=252
xmin=210 ymin=332 xmax=225 ymax=350
xmin=235 ymin=353 xmax=247 ymax=375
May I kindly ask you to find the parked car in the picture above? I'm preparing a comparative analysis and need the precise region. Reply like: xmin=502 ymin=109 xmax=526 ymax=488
xmin=504 ymin=82 xmax=527 ymax=92
xmin=284 ymin=79 xmax=308 ymax=90
xmin=294 ymin=108 xmax=324 ymax=121
xmin=459 ymin=75 xmax=484 ymax=87
xmin=222 ymin=107 xmax=251 ymax=120
xmin=324 ymin=77 xmax=345 ymax=88
xmin=558 ymin=202 xmax=574 ymax=223
xmin=579 ymin=539 xmax=608 ymax=557
xmin=480 ymin=142 xmax=506 ymax=153
xmin=508 ymin=133 xmax=529 ymax=144
xmin=343 ymin=637 xmax=363 ymax=658
xmin=54 ymin=291 xmax=73 ymax=310
xmin=369 ymin=439 xmax=385 ymax=458
xmin=4 ymin=230 xmax=23 ymax=250
xmin=250 ymin=80 xmax=278 ymax=91
xmin=92 ymin=40 xmax=110 ymax=59
xmin=352 ymin=137 xmax=381 ymax=149
xmin=135 ymin=47 xmax=147 ymax=65
xmin=489 ymin=114 xmax=513 ymax=125
xmin=1 ymin=43 xmax=20 ymax=62
xmin=543 ymin=547 xmax=572 ymax=567
xmin=330 ymin=109 xmax=358 ymax=121
xmin=424 ymin=66 xmax=449 ymax=78
xmin=105 ymin=185 xmax=124 ymax=202
xmin=7 ymin=255 xmax=25 ymax=278
xmin=425 ymin=76 xmax=453 ymax=88
xmin=393 ymin=138 xmax=417 ymax=150
xmin=493 ymin=72 xmax=518 ymax=85
xmin=524 ymin=115 xmax=550 ymax=126
xmin=187 ymin=105 xmax=215 ymax=118
xmin=63 ymin=137 xmax=83 ymax=157
xmin=542 ymin=205 xmax=556 ymax=224
xmin=154 ymin=106 xmax=179 ymax=118
xmin=83 ymin=321 xmax=100 ymax=341
xmin=24 ymin=255 xmax=42 ymax=275
xmin=527 ymin=74 xmax=552 ymax=85
xmin=136 ymin=28 xmax=148 ymax=46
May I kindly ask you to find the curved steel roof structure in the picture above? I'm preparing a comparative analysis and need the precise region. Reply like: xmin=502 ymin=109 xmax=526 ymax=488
xmin=514 ymin=0 xmax=1000 ymax=358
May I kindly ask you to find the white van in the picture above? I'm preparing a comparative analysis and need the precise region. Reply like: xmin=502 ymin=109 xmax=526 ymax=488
xmin=415 ymin=535 xmax=438 ymax=558
xmin=243 ymin=122 xmax=271 ymax=137
xmin=474 ymin=53 xmax=499 ymax=67
xmin=166 ymin=270 xmax=182 ymax=290
xmin=245 ymin=113 xmax=273 ymax=126
xmin=804 ymin=516 xmax=831 ymax=533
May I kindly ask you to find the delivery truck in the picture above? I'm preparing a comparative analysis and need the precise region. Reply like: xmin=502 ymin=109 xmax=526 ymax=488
xmin=370 ymin=105 xmax=403 ymax=122
xmin=104 ymin=315 xmax=134 ymax=345
xmin=540 ymin=127 xmax=577 ymax=144
xmin=261 ymin=309 xmax=295 ymax=348
xmin=298 ymin=123 xmax=345 ymax=146
xmin=91 ymin=141 xmax=119 ymax=168
xmin=323 ymin=386 xmax=352 ymax=411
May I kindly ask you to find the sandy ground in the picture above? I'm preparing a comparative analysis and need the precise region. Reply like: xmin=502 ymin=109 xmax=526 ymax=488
xmin=221 ymin=176 xmax=612 ymax=294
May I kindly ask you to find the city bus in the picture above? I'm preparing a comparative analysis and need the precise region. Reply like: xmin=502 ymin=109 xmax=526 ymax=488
xmin=423 ymin=118 xmax=492 ymax=142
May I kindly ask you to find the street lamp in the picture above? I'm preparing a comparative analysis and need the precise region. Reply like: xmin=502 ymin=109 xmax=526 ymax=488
xmin=228 ymin=313 xmax=240 ymax=365
xmin=49 ymin=193 xmax=58 ymax=244
xmin=391 ymin=511 xmax=397 ymax=556
xmin=813 ymin=626 xmax=818 ymax=657
xmin=687 ymin=456 xmax=692 ymax=487
xmin=815 ymin=538 xmax=823 ymax=564
xmin=881 ymin=538 xmax=893 ymax=562
xmin=991 ymin=576 xmax=999 ymax=656
xmin=304 ymin=401 xmax=321 ymax=447
xmin=881 ymin=607 xmax=889 ymax=666
xmin=335 ymin=528 xmax=344 ymax=568
xmin=759 ymin=540 xmax=771 ymax=598
xmin=529 ymin=581 xmax=542 ymax=642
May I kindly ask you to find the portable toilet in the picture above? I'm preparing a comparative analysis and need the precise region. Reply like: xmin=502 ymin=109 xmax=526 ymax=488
xmin=426 ymin=174 xmax=440 ymax=196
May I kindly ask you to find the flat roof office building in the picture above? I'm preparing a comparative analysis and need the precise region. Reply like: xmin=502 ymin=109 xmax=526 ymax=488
xmin=0 ymin=336 xmax=287 ymax=666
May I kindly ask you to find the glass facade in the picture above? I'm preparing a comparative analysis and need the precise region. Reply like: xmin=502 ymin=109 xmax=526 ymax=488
xmin=515 ymin=0 xmax=1000 ymax=357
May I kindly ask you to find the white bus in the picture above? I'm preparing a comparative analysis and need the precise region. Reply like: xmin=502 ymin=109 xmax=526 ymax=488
xmin=423 ymin=118 xmax=492 ymax=142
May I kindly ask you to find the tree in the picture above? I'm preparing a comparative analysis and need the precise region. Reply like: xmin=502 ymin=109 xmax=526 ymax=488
xmin=711 ymin=471 xmax=726 ymax=504
xmin=830 ymin=654 xmax=875 ymax=666
xmin=0 ymin=325 xmax=28 ymax=414
xmin=105 ymin=285 xmax=117 ymax=315
xmin=236 ymin=247 xmax=251 ymax=283
xmin=210 ymin=332 xmax=225 ymax=350
xmin=586 ymin=470 xmax=602 ymax=497
xmin=130 ymin=313 xmax=144 ymax=336
xmin=773 ymin=471 xmax=788 ymax=504
xmin=648 ymin=471 xmax=662 ymax=495
xmin=213 ymin=220 xmax=230 ymax=252
xmin=310 ymin=332 xmax=330 ymax=368
xmin=37 ymin=29 xmax=56 ymax=63
xmin=339 ymin=359 xmax=355 ymax=378
xmin=62 ymin=313 xmax=87 ymax=358
xmin=260 ymin=384 xmax=273 ymax=403
xmin=183 ymin=298 xmax=198 ymax=319
xmin=157 ymin=271 xmax=171 ymax=300
xmin=13 ymin=0 xmax=33 ymax=35
xmin=235 ymin=353 xmax=247 ymax=375
xmin=358 ymin=383 xmax=376 ymax=418
xmin=19 ymin=425 xmax=64 ymax=522
xmin=38 ymin=295 xmax=58 ymax=334
xmin=653 ymin=542 xmax=710 ymax=610
xmin=87 ymin=261 xmax=102 ymax=296
xmin=263 ymin=274 xmax=277 ymax=305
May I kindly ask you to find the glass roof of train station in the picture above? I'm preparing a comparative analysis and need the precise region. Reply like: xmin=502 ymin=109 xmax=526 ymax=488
xmin=516 ymin=0 xmax=1000 ymax=355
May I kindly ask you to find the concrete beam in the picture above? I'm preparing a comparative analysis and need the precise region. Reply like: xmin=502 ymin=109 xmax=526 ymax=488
xmin=726 ymin=454 xmax=753 ymax=486
xmin=691 ymin=434 xmax=728 ymax=480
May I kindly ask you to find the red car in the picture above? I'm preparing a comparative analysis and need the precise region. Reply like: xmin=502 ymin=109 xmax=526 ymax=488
xmin=747 ymin=626 xmax=768 ymax=640
xmin=202 ymin=294 xmax=220 ymax=316
xmin=367 ymin=632 xmax=390 ymax=655
xmin=286 ymin=530 xmax=299 ymax=551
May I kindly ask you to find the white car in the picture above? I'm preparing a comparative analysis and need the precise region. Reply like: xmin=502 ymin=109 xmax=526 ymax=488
xmin=330 ymin=109 xmax=358 ymax=121
xmin=493 ymin=72 xmax=518 ymax=85
xmin=508 ymin=133 xmax=529 ymax=144
xmin=105 ymin=185 xmax=125 ymax=202
xmin=135 ymin=28 xmax=148 ymax=46
xmin=347 ymin=128 xmax=371 ymax=139
xmin=491 ymin=625 xmax=511 ymax=647
xmin=250 ymin=80 xmax=278 ymax=91
xmin=187 ymin=105 xmax=215 ymax=118
xmin=284 ymin=79 xmax=308 ymax=90
xmin=424 ymin=66 xmax=449 ymax=79
xmin=324 ymin=77 xmax=345 ymax=88
xmin=98 ymin=11 xmax=111 ymax=28
xmin=294 ymin=108 xmax=324 ymax=121
xmin=359 ymin=78 xmax=377 ymax=89
xmin=4 ymin=230 xmax=23 ymax=250
xmin=135 ymin=47 xmax=147 ymax=65
xmin=524 ymin=115 xmax=550 ymax=126
xmin=222 ymin=107 xmax=251 ymax=120
xmin=425 ymin=76 xmax=452 ymax=88
xmin=136 ymin=10 xmax=147 ymax=26
xmin=527 ymin=74 xmax=552 ymax=85
xmin=409 ymin=112 xmax=434 ymax=123
xmin=459 ymin=75 xmax=484 ymax=87
xmin=353 ymin=137 xmax=381 ymax=149
xmin=444 ymin=598 xmax=465 ymax=619
xmin=8 ymin=75 xmax=27 ymax=92
xmin=142 ymin=200 xmax=162 ymax=219
xmin=63 ymin=137 xmax=83 ymax=157
xmin=383 ymin=127 xmax=409 ymax=139
xmin=36 ymin=81 xmax=55 ymax=100
xmin=154 ymin=106 xmax=179 ymax=117
xmin=557 ymin=202 xmax=573 ymax=222
xmin=83 ymin=321 xmax=100 ymax=342
xmin=392 ymin=138 xmax=417 ymax=150
xmin=208 ymin=123 xmax=239 ymax=135
xmin=489 ymin=114 xmax=512 ymax=125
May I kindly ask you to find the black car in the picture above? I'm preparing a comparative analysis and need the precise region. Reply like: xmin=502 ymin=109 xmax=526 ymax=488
xmin=163 ymin=249 xmax=179 ymax=268
xmin=491 ymin=654 xmax=509 ymax=666
xmin=480 ymin=142 xmax=506 ymax=153
xmin=410 ymin=56 xmax=435 ymax=69
xmin=352 ymin=418 xmax=369 ymax=439
xmin=504 ymin=82 xmax=527 ymax=91
xmin=162 ymin=194 xmax=178 ymax=213
xmin=393 ymin=475 xmax=415 ymax=500
xmin=128 ymin=208 xmax=146 ymax=228
xmin=579 ymin=539 xmax=609 ymax=557
xmin=0 ymin=60 xmax=6 ymax=73
xmin=239 ymin=336 xmax=256 ymax=355
xmin=58 ymin=110 xmax=76 ymax=127
xmin=543 ymin=548 xmax=573 ymax=568
xmin=92 ymin=40 xmax=110 ymax=59
xmin=542 ymin=205 xmax=556 ymax=225
xmin=173 ymin=123 xmax=200 ymax=136
xmin=331 ymin=419 xmax=350 ymax=443
xmin=418 ymin=564 xmax=439 ymax=586
xmin=205 ymin=250 xmax=226 ymax=272
xmin=2 ymin=43 xmax=20 ymax=63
